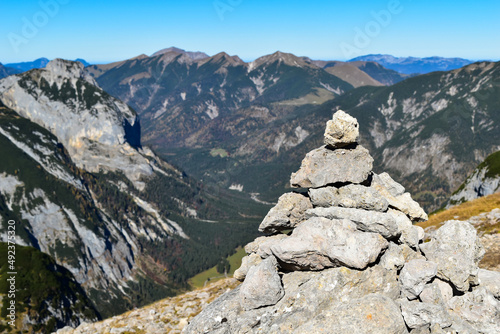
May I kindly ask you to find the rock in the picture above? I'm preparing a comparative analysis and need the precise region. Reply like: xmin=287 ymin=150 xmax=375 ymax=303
xmin=258 ymin=192 xmax=312 ymax=234
xmin=419 ymin=278 xmax=453 ymax=304
xmin=433 ymin=279 xmax=453 ymax=303
xmin=244 ymin=234 xmax=288 ymax=258
xmin=239 ymin=257 xmax=284 ymax=311
xmin=323 ymin=110 xmax=359 ymax=148
xmin=372 ymin=172 xmax=406 ymax=197
xmin=233 ymin=253 xmax=262 ymax=281
xmin=388 ymin=208 xmax=420 ymax=248
xmin=400 ymin=259 xmax=438 ymax=300
xmin=419 ymin=220 xmax=484 ymax=292
xmin=448 ymin=287 xmax=500 ymax=334
xmin=477 ymin=268 xmax=500 ymax=297
xmin=297 ymin=294 xmax=408 ymax=334
xmin=400 ymin=243 xmax=426 ymax=262
xmin=419 ymin=281 xmax=451 ymax=306
xmin=380 ymin=243 xmax=405 ymax=271
xmin=429 ymin=324 xmax=448 ymax=334
xmin=399 ymin=299 xmax=452 ymax=329
xmin=372 ymin=180 xmax=428 ymax=222
xmin=290 ymin=145 xmax=373 ymax=188
xmin=270 ymin=217 xmax=388 ymax=270
xmin=415 ymin=225 xmax=425 ymax=242
xmin=308 ymin=184 xmax=389 ymax=211
xmin=184 ymin=265 xmax=400 ymax=333
xmin=306 ymin=206 xmax=400 ymax=239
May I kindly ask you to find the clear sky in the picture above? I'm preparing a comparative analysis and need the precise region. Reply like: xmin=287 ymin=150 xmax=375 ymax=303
xmin=1 ymin=0 xmax=499 ymax=64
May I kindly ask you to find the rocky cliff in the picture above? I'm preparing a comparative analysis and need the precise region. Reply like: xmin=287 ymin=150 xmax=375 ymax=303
xmin=447 ymin=151 xmax=500 ymax=207
xmin=184 ymin=111 xmax=500 ymax=334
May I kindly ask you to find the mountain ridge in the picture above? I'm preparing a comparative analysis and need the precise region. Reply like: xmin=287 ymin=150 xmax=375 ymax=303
xmin=349 ymin=54 xmax=475 ymax=74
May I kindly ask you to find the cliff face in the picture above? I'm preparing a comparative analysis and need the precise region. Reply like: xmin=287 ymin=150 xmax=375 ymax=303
xmin=0 ymin=59 xmax=152 ymax=188
xmin=0 ymin=60 xmax=233 ymax=324
xmin=184 ymin=111 xmax=500 ymax=334
xmin=447 ymin=151 xmax=500 ymax=207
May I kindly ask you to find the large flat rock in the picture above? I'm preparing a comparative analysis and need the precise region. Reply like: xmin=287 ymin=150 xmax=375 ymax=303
xmin=290 ymin=145 xmax=373 ymax=188
xmin=270 ymin=217 xmax=388 ymax=270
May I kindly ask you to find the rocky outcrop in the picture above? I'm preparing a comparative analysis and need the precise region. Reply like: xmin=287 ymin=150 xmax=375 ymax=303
xmin=447 ymin=151 xmax=500 ymax=208
xmin=184 ymin=111 xmax=500 ymax=334
xmin=0 ymin=59 xmax=153 ymax=188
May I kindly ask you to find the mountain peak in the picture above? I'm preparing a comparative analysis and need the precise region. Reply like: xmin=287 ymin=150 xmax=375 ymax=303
xmin=151 ymin=46 xmax=209 ymax=61
xmin=45 ymin=58 xmax=97 ymax=85
xmin=0 ymin=59 xmax=153 ymax=187
xmin=251 ymin=51 xmax=314 ymax=70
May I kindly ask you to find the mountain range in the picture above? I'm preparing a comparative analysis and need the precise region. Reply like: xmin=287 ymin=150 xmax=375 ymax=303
xmin=0 ymin=63 xmax=21 ymax=80
xmin=4 ymin=57 xmax=90 ymax=73
xmin=350 ymin=54 xmax=476 ymax=74
xmin=87 ymin=48 xmax=499 ymax=212
xmin=0 ymin=59 xmax=267 ymax=331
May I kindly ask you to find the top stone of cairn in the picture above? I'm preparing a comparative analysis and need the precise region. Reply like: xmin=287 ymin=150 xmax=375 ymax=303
xmin=324 ymin=110 xmax=359 ymax=148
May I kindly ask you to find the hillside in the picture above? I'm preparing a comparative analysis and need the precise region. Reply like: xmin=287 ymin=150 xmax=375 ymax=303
xmin=0 ymin=60 xmax=267 ymax=330
xmin=446 ymin=150 xmax=500 ymax=207
xmin=0 ymin=244 xmax=99 ymax=333
xmin=306 ymin=59 xmax=410 ymax=86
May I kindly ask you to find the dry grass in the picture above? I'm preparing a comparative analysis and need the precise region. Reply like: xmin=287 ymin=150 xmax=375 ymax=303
xmin=417 ymin=192 xmax=500 ymax=230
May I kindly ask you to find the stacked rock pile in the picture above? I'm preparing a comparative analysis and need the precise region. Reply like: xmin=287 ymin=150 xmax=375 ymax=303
xmin=184 ymin=110 xmax=500 ymax=334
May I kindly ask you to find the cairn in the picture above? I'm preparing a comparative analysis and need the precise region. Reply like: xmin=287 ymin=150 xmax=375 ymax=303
xmin=184 ymin=110 xmax=500 ymax=334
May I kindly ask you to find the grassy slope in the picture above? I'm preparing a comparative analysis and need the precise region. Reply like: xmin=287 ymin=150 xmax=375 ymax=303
xmin=189 ymin=247 xmax=246 ymax=289
xmin=417 ymin=192 xmax=500 ymax=233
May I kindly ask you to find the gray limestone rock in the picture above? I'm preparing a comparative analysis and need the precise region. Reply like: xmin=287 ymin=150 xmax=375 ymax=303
xmin=323 ymin=110 xmax=359 ymax=148
xmin=244 ymin=234 xmax=288 ymax=259
xmin=419 ymin=220 xmax=485 ymax=292
xmin=419 ymin=279 xmax=453 ymax=305
xmin=400 ymin=243 xmax=427 ymax=262
xmin=258 ymin=192 xmax=312 ymax=234
xmin=297 ymin=294 xmax=409 ymax=334
xmin=477 ymin=269 xmax=500 ymax=297
xmin=308 ymin=184 xmax=389 ymax=211
xmin=380 ymin=242 xmax=406 ymax=271
xmin=233 ymin=253 xmax=262 ymax=281
xmin=270 ymin=217 xmax=388 ymax=270
xmin=400 ymin=259 xmax=438 ymax=300
xmin=305 ymin=206 xmax=400 ymax=239
xmin=371 ymin=178 xmax=428 ymax=222
xmin=290 ymin=145 xmax=373 ymax=188
xmin=399 ymin=299 xmax=452 ymax=329
xmin=388 ymin=208 xmax=420 ymax=248
xmin=448 ymin=287 xmax=500 ymax=334
xmin=184 ymin=265 xmax=400 ymax=334
xmin=239 ymin=257 xmax=284 ymax=311
xmin=372 ymin=172 xmax=406 ymax=197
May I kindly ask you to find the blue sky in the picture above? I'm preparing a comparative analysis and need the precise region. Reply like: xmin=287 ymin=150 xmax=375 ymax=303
xmin=1 ymin=0 xmax=499 ymax=63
